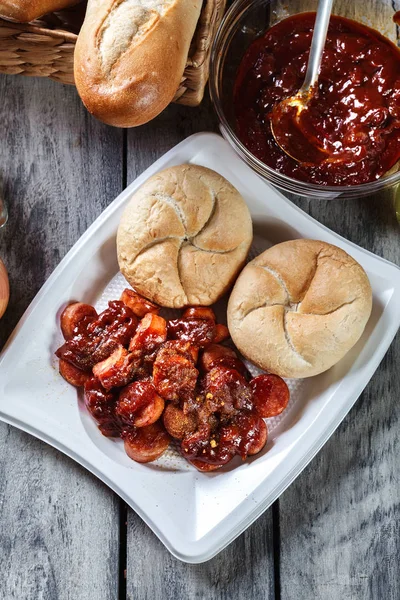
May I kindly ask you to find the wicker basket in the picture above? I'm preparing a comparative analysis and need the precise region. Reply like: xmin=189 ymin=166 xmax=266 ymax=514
xmin=0 ymin=0 xmax=226 ymax=106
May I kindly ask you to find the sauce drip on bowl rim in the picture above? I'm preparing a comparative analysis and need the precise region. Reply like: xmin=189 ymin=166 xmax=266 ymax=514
xmin=234 ymin=13 xmax=400 ymax=186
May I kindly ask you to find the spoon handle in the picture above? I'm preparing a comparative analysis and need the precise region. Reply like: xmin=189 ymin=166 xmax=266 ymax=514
xmin=0 ymin=194 xmax=7 ymax=228
xmin=301 ymin=0 xmax=334 ymax=93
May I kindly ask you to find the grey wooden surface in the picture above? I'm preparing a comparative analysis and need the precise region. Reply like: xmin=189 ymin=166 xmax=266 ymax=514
xmin=0 ymin=7 xmax=399 ymax=598
xmin=0 ymin=76 xmax=122 ymax=600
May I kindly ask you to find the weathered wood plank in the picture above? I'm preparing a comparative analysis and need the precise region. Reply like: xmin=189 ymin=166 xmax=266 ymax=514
xmin=273 ymin=1 xmax=400 ymax=598
xmin=280 ymin=189 xmax=400 ymax=600
xmin=126 ymin=98 xmax=217 ymax=180
xmin=279 ymin=338 xmax=400 ymax=600
xmin=125 ymin=97 xmax=276 ymax=598
xmin=1 ymin=0 xmax=399 ymax=593
xmin=126 ymin=510 xmax=275 ymax=600
xmin=0 ymin=75 xmax=122 ymax=600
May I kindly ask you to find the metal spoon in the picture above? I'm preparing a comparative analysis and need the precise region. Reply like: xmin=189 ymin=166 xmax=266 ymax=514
xmin=0 ymin=195 xmax=7 ymax=228
xmin=270 ymin=0 xmax=334 ymax=164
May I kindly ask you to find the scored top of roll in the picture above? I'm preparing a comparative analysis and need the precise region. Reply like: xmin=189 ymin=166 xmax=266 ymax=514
xmin=228 ymin=239 xmax=372 ymax=378
xmin=117 ymin=164 xmax=253 ymax=308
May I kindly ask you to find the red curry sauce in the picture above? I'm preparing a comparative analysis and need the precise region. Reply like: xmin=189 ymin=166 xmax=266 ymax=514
xmin=234 ymin=13 xmax=400 ymax=185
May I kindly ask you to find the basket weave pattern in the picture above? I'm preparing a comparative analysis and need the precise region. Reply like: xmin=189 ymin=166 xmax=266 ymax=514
xmin=0 ymin=0 xmax=226 ymax=106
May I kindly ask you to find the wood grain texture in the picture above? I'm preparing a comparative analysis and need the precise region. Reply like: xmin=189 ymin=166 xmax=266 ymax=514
xmin=126 ymin=96 xmax=218 ymax=179
xmin=0 ymin=428 xmax=120 ymax=600
xmin=1 ymin=0 xmax=400 ymax=596
xmin=279 ymin=188 xmax=400 ymax=600
xmin=272 ymin=2 xmax=400 ymax=599
xmin=125 ymin=97 xmax=276 ymax=600
xmin=126 ymin=508 xmax=275 ymax=600
xmin=0 ymin=75 xmax=122 ymax=600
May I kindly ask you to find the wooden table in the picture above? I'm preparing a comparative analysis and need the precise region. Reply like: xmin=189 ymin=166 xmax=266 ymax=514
xmin=0 ymin=10 xmax=399 ymax=599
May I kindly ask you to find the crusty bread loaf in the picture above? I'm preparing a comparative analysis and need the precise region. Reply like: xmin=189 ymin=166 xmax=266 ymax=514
xmin=117 ymin=164 xmax=253 ymax=308
xmin=0 ymin=0 xmax=79 ymax=22
xmin=74 ymin=0 xmax=202 ymax=128
xmin=228 ymin=240 xmax=372 ymax=378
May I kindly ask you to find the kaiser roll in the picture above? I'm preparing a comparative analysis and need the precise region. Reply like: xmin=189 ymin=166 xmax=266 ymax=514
xmin=117 ymin=165 xmax=253 ymax=308
xmin=228 ymin=239 xmax=372 ymax=378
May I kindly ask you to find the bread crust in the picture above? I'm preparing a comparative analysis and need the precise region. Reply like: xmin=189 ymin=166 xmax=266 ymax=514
xmin=74 ymin=0 xmax=202 ymax=127
xmin=0 ymin=0 xmax=78 ymax=21
xmin=117 ymin=165 xmax=253 ymax=307
xmin=228 ymin=240 xmax=372 ymax=378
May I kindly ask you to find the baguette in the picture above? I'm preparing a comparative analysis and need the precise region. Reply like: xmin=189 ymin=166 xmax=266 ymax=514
xmin=74 ymin=0 xmax=203 ymax=127
xmin=0 ymin=0 xmax=79 ymax=22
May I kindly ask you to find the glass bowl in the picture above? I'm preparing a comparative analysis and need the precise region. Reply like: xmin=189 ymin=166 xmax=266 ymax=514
xmin=209 ymin=0 xmax=400 ymax=199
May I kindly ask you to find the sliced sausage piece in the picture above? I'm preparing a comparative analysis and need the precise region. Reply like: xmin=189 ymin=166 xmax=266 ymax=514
xmin=86 ymin=301 xmax=139 ymax=352
xmin=129 ymin=313 xmax=167 ymax=354
xmin=159 ymin=340 xmax=198 ymax=364
xmin=123 ymin=422 xmax=170 ymax=463
xmin=84 ymin=377 xmax=120 ymax=436
xmin=153 ymin=348 xmax=198 ymax=401
xmin=59 ymin=359 xmax=91 ymax=387
xmin=60 ymin=302 xmax=97 ymax=340
xmin=182 ymin=307 xmax=216 ymax=322
xmin=188 ymin=459 xmax=223 ymax=472
xmin=180 ymin=423 xmax=235 ymax=469
xmin=116 ymin=381 xmax=165 ymax=428
xmin=134 ymin=393 xmax=165 ymax=428
xmin=213 ymin=324 xmax=230 ymax=343
xmin=163 ymin=403 xmax=197 ymax=439
xmin=219 ymin=413 xmax=268 ymax=458
xmin=200 ymin=344 xmax=245 ymax=374
xmin=92 ymin=345 xmax=136 ymax=390
xmin=57 ymin=301 xmax=138 ymax=370
xmin=246 ymin=416 xmax=268 ymax=456
xmin=250 ymin=374 xmax=290 ymax=418
xmin=120 ymin=288 xmax=160 ymax=317
xmin=167 ymin=317 xmax=215 ymax=348
xmin=116 ymin=381 xmax=157 ymax=423
xmin=203 ymin=366 xmax=253 ymax=413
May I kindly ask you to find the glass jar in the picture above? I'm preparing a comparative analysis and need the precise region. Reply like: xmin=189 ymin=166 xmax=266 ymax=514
xmin=209 ymin=0 xmax=400 ymax=199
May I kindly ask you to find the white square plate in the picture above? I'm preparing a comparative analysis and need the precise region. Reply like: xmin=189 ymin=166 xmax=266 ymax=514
xmin=1 ymin=133 xmax=399 ymax=563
